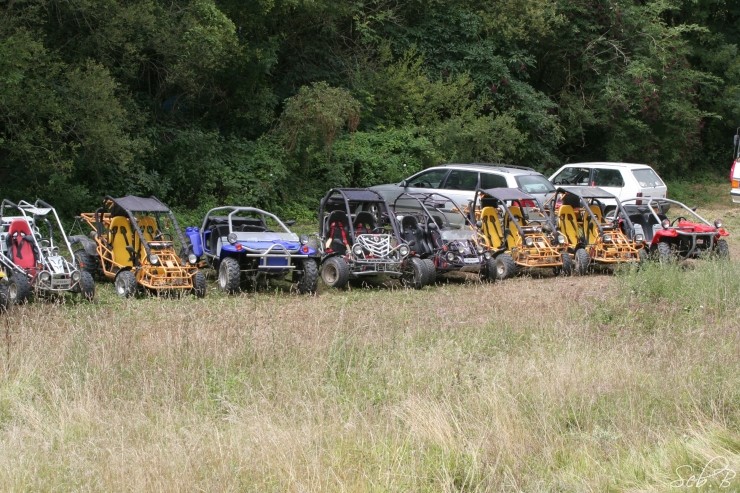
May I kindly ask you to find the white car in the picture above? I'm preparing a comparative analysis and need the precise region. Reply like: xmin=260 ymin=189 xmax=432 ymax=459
xmin=549 ymin=162 xmax=667 ymax=210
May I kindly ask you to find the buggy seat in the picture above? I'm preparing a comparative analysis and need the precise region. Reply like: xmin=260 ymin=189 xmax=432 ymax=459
xmin=325 ymin=210 xmax=350 ymax=255
xmin=109 ymin=216 xmax=137 ymax=267
xmin=7 ymin=219 xmax=37 ymax=273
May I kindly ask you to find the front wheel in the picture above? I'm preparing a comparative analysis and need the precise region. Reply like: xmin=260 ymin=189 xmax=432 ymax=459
xmin=401 ymin=257 xmax=426 ymax=289
xmin=77 ymin=271 xmax=95 ymax=301
xmin=321 ymin=256 xmax=350 ymax=289
xmin=218 ymin=257 xmax=241 ymax=294
xmin=114 ymin=270 xmax=137 ymax=298
xmin=574 ymin=248 xmax=590 ymax=275
xmin=494 ymin=253 xmax=517 ymax=280
xmin=0 ymin=283 xmax=9 ymax=312
xmin=421 ymin=258 xmax=436 ymax=285
xmin=296 ymin=259 xmax=319 ymax=294
xmin=481 ymin=257 xmax=497 ymax=283
xmin=192 ymin=270 xmax=207 ymax=298
xmin=8 ymin=272 xmax=31 ymax=304
xmin=715 ymin=239 xmax=730 ymax=259
xmin=557 ymin=252 xmax=574 ymax=276
xmin=655 ymin=241 xmax=673 ymax=263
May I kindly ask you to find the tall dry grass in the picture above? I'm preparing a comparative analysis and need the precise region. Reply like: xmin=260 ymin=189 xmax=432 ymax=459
xmin=0 ymin=226 xmax=738 ymax=490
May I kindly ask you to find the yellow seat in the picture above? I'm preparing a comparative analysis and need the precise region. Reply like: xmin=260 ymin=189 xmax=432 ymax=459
xmin=585 ymin=205 xmax=604 ymax=245
xmin=558 ymin=205 xmax=582 ymax=247
xmin=506 ymin=206 xmax=525 ymax=249
xmin=109 ymin=216 xmax=135 ymax=267
xmin=137 ymin=216 xmax=158 ymax=243
xmin=480 ymin=207 xmax=504 ymax=249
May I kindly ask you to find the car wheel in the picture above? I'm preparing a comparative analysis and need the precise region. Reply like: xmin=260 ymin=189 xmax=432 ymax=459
xmin=715 ymin=239 xmax=730 ymax=259
xmin=321 ymin=256 xmax=350 ymax=289
xmin=421 ymin=258 xmax=436 ymax=285
xmin=114 ymin=270 xmax=137 ymax=298
xmin=574 ymin=248 xmax=590 ymax=275
xmin=296 ymin=259 xmax=319 ymax=294
xmin=655 ymin=241 xmax=673 ymax=263
xmin=401 ymin=257 xmax=426 ymax=289
xmin=8 ymin=272 xmax=31 ymax=304
xmin=495 ymin=253 xmax=518 ymax=280
xmin=192 ymin=270 xmax=207 ymax=298
xmin=218 ymin=257 xmax=241 ymax=294
xmin=78 ymin=271 xmax=95 ymax=302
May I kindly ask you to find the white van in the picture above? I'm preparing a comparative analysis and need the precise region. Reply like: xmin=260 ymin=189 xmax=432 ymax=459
xmin=549 ymin=162 xmax=667 ymax=210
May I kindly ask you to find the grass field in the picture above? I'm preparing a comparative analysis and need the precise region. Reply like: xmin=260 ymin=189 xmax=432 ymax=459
xmin=0 ymin=184 xmax=738 ymax=491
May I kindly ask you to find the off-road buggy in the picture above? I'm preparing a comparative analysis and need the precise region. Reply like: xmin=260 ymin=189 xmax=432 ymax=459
xmin=548 ymin=186 xmax=645 ymax=274
xmin=0 ymin=199 xmax=95 ymax=303
xmin=0 ymin=275 xmax=8 ymax=312
xmin=621 ymin=197 xmax=729 ymax=261
xmin=318 ymin=188 xmax=428 ymax=289
xmin=471 ymin=188 xmax=570 ymax=279
xmin=392 ymin=192 xmax=492 ymax=282
xmin=72 ymin=195 xmax=205 ymax=298
xmin=193 ymin=206 xmax=319 ymax=294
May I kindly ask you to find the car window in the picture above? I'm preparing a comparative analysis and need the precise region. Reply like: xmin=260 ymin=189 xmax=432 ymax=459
xmin=516 ymin=175 xmax=555 ymax=194
xmin=406 ymin=169 xmax=449 ymax=188
xmin=442 ymin=170 xmax=478 ymax=190
xmin=593 ymin=168 xmax=624 ymax=187
xmin=551 ymin=167 xmax=590 ymax=185
xmin=632 ymin=168 xmax=664 ymax=188
xmin=480 ymin=173 xmax=508 ymax=189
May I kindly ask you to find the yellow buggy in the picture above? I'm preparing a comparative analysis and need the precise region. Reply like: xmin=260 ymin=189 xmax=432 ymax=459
xmin=72 ymin=196 xmax=206 ymax=298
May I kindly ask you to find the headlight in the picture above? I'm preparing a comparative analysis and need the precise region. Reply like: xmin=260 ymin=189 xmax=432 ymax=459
xmin=661 ymin=219 xmax=670 ymax=229
xmin=484 ymin=251 xmax=492 ymax=259
xmin=188 ymin=253 xmax=197 ymax=265
xmin=398 ymin=245 xmax=410 ymax=257
xmin=446 ymin=251 xmax=456 ymax=262
xmin=40 ymin=271 xmax=51 ymax=282
xmin=557 ymin=234 xmax=566 ymax=245
xmin=635 ymin=234 xmax=644 ymax=242
xmin=476 ymin=245 xmax=484 ymax=254
xmin=352 ymin=244 xmax=363 ymax=256
xmin=149 ymin=254 xmax=159 ymax=265
xmin=227 ymin=232 xmax=238 ymax=244
xmin=71 ymin=271 xmax=81 ymax=282
xmin=524 ymin=237 xmax=534 ymax=247
xmin=603 ymin=234 xmax=612 ymax=243
xmin=300 ymin=234 xmax=309 ymax=245
xmin=714 ymin=219 xmax=723 ymax=228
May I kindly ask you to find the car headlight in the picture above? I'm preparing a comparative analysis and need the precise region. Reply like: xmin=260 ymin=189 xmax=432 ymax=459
xmin=446 ymin=251 xmax=456 ymax=262
xmin=300 ymin=234 xmax=309 ymax=245
xmin=352 ymin=244 xmax=363 ymax=256
xmin=524 ymin=237 xmax=534 ymax=247
xmin=40 ymin=271 xmax=52 ymax=282
xmin=714 ymin=219 xmax=723 ymax=228
xmin=661 ymin=219 xmax=670 ymax=229
xmin=188 ymin=253 xmax=197 ymax=265
xmin=483 ymin=251 xmax=492 ymax=259
xmin=71 ymin=270 xmax=81 ymax=282
xmin=603 ymin=234 xmax=612 ymax=243
xmin=557 ymin=234 xmax=566 ymax=245
xmin=227 ymin=232 xmax=238 ymax=244
xmin=149 ymin=254 xmax=159 ymax=265
xmin=398 ymin=245 xmax=410 ymax=257
xmin=635 ymin=233 xmax=644 ymax=242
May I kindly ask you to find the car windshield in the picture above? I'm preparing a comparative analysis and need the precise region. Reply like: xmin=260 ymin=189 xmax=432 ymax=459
xmin=516 ymin=175 xmax=555 ymax=194
xmin=632 ymin=168 xmax=664 ymax=188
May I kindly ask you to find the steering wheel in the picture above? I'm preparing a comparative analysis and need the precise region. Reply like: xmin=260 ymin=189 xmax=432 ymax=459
xmin=412 ymin=181 xmax=432 ymax=188
xmin=154 ymin=232 xmax=173 ymax=241
xmin=670 ymin=216 xmax=686 ymax=226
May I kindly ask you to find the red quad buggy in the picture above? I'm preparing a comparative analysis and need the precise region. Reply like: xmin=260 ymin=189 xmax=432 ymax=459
xmin=621 ymin=197 xmax=729 ymax=261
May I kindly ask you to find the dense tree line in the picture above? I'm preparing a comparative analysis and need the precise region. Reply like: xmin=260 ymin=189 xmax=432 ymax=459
xmin=1 ymin=0 xmax=738 ymax=218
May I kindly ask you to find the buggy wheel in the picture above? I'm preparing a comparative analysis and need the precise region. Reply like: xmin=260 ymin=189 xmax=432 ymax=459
xmin=114 ymin=270 xmax=137 ymax=298
xmin=715 ymin=239 xmax=730 ymax=259
xmin=638 ymin=248 xmax=649 ymax=264
xmin=557 ymin=252 xmax=574 ymax=276
xmin=321 ymin=256 xmax=349 ymax=289
xmin=192 ymin=270 xmax=207 ymax=298
xmin=78 ymin=271 xmax=95 ymax=302
xmin=401 ymin=257 xmax=426 ymax=289
xmin=8 ymin=272 xmax=31 ymax=304
xmin=655 ymin=241 xmax=674 ymax=263
xmin=218 ymin=257 xmax=241 ymax=294
xmin=574 ymin=248 xmax=590 ymax=275
xmin=422 ymin=258 xmax=436 ymax=285
xmin=494 ymin=253 xmax=517 ymax=280
xmin=0 ymin=283 xmax=9 ymax=312
xmin=296 ymin=259 xmax=319 ymax=294
xmin=74 ymin=250 xmax=98 ymax=279
xmin=481 ymin=257 xmax=497 ymax=282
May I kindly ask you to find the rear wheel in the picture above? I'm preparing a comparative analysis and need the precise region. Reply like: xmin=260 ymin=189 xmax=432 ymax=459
xmin=192 ymin=270 xmax=207 ymax=298
xmin=114 ymin=270 xmax=137 ymax=298
xmin=8 ymin=272 xmax=31 ymax=304
xmin=421 ymin=258 xmax=436 ymax=285
xmin=321 ymin=256 xmax=350 ymax=289
xmin=218 ymin=257 xmax=241 ymax=294
xmin=574 ymin=248 xmax=590 ymax=275
xmin=78 ymin=271 xmax=95 ymax=301
xmin=495 ymin=253 xmax=518 ymax=280
xmin=715 ymin=239 xmax=730 ymax=259
xmin=296 ymin=259 xmax=319 ymax=294
xmin=401 ymin=257 xmax=426 ymax=289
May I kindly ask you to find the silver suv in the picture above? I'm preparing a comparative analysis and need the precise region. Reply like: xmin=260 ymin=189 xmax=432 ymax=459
xmin=370 ymin=163 xmax=555 ymax=207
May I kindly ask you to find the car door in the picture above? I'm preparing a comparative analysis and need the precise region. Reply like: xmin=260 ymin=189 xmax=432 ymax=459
xmin=591 ymin=168 xmax=625 ymax=201
xmin=439 ymin=169 xmax=480 ymax=207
